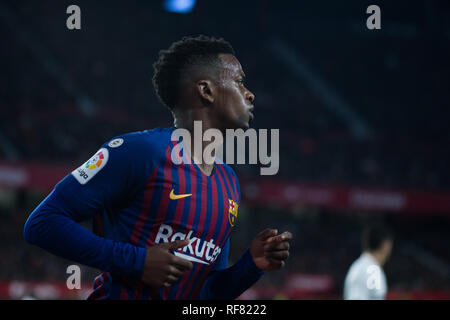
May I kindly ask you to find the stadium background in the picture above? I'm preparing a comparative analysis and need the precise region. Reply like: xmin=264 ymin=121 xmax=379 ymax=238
xmin=1 ymin=0 xmax=449 ymax=299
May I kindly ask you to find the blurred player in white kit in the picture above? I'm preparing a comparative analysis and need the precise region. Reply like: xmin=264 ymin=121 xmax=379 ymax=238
xmin=344 ymin=224 xmax=393 ymax=300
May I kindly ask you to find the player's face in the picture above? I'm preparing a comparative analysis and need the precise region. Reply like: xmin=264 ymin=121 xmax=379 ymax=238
xmin=214 ymin=54 xmax=255 ymax=130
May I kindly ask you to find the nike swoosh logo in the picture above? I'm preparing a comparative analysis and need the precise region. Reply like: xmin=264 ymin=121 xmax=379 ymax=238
xmin=169 ymin=189 xmax=192 ymax=200
xmin=174 ymin=252 xmax=209 ymax=265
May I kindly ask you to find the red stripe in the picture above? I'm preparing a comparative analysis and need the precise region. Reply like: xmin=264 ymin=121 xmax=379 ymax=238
xmin=128 ymin=147 xmax=170 ymax=300
xmin=216 ymin=166 xmax=236 ymax=246
xmin=190 ymin=167 xmax=232 ymax=298
xmin=211 ymin=170 xmax=230 ymax=248
xmin=218 ymin=165 xmax=236 ymax=202
xmin=200 ymin=174 xmax=219 ymax=254
xmin=174 ymin=163 xmax=198 ymax=299
xmin=120 ymin=286 xmax=128 ymax=300
xmin=183 ymin=164 xmax=197 ymax=230
xmin=228 ymin=171 xmax=240 ymax=203
xmin=126 ymin=166 xmax=158 ymax=300
xmin=97 ymin=272 xmax=106 ymax=299
xmin=198 ymin=173 xmax=208 ymax=231
xmin=215 ymin=166 xmax=236 ymax=247
xmin=129 ymin=166 xmax=159 ymax=245
xmin=214 ymin=166 xmax=236 ymax=250
xmin=170 ymin=144 xmax=187 ymax=228
xmin=134 ymin=280 xmax=144 ymax=300
xmin=87 ymin=275 xmax=101 ymax=300
xmin=191 ymin=225 xmax=234 ymax=299
xmin=181 ymin=171 xmax=208 ymax=298
xmin=163 ymin=286 xmax=170 ymax=300
xmin=167 ymin=144 xmax=187 ymax=300
xmin=150 ymin=144 xmax=176 ymax=301
xmin=204 ymin=175 xmax=219 ymax=242
xmin=187 ymin=174 xmax=220 ymax=298
xmin=146 ymin=146 xmax=173 ymax=246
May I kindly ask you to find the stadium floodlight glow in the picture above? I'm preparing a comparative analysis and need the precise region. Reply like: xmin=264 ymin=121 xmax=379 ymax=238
xmin=163 ymin=0 xmax=196 ymax=14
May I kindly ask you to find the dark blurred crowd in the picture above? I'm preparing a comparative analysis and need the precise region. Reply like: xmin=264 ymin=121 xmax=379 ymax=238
xmin=0 ymin=191 xmax=98 ymax=284
xmin=1 ymin=1 xmax=449 ymax=190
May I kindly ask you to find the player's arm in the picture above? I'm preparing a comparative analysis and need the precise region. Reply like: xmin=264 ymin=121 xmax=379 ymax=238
xmin=23 ymin=140 xmax=147 ymax=277
xmin=199 ymin=229 xmax=292 ymax=300
xmin=199 ymin=239 xmax=263 ymax=300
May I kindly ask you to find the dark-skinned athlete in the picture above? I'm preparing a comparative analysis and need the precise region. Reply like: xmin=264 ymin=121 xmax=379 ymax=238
xmin=23 ymin=35 xmax=292 ymax=300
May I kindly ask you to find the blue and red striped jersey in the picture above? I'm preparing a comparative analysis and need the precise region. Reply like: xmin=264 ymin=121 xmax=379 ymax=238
xmin=24 ymin=127 xmax=262 ymax=300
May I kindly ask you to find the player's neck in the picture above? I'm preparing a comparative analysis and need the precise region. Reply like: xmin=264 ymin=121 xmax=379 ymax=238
xmin=173 ymin=108 xmax=219 ymax=132
xmin=173 ymin=110 xmax=218 ymax=176
xmin=181 ymin=137 xmax=215 ymax=176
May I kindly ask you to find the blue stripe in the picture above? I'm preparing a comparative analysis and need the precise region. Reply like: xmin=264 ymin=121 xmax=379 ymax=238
xmin=191 ymin=173 xmax=228 ymax=299
xmin=217 ymin=165 xmax=234 ymax=206
xmin=212 ymin=174 xmax=225 ymax=259
xmin=141 ymin=285 xmax=150 ymax=300
xmin=225 ymin=166 xmax=238 ymax=201
xmin=108 ymin=277 xmax=121 ymax=299
xmin=126 ymin=285 xmax=134 ymax=299
xmin=186 ymin=174 xmax=213 ymax=298
xmin=177 ymin=164 xmax=204 ymax=298
xmin=168 ymin=163 xmax=192 ymax=299
xmin=165 ymin=155 xmax=180 ymax=225
xmin=186 ymin=166 xmax=231 ymax=298
xmin=117 ymin=188 xmax=144 ymax=243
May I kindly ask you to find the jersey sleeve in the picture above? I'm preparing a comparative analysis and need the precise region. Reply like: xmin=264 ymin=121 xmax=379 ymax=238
xmin=62 ymin=135 xmax=153 ymax=218
xmin=199 ymin=239 xmax=264 ymax=300
xmin=23 ymin=135 xmax=152 ymax=277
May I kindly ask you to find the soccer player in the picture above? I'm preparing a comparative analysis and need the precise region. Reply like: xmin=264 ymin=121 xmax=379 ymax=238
xmin=23 ymin=35 xmax=292 ymax=300
xmin=343 ymin=224 xmax=393 ymax=300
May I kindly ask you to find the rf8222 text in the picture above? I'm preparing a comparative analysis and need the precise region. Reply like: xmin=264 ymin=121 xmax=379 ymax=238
xmin=226 ymin=304 xmax=267 ymax=315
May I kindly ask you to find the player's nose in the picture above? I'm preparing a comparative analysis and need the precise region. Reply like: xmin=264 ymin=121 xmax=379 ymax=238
xmin=246 ymin=89 xmax=255 ymax=105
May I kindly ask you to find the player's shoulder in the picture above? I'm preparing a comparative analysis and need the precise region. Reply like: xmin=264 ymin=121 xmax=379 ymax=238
xmin=104 ymin=127 xmax=175 ymax=154
xmin=348 ymin=253 xmax=379 ymax=279
xmin=71 ymin=128 xmax=175 ymax=185
xmin=349 ymin=254 xmax=366 ymax=271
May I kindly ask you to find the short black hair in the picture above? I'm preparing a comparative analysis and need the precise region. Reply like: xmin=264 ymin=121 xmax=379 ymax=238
xmin=362 ymin=223 xmax=393 ymax=251
xmin=152 ymin=35 xmax=235 ymax=110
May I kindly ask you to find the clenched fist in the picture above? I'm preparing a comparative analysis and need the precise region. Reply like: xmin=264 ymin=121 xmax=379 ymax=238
xmin=250 ymin=229 xmax=292 ymax=271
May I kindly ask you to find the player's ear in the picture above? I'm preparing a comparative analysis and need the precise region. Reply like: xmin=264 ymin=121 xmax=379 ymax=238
xmin=196 ymin=80 xmax=215 ymax=104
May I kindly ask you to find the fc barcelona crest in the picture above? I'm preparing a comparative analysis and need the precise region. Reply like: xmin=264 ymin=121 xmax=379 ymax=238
xmin=228 ymin=199 xmax=239 ymax=227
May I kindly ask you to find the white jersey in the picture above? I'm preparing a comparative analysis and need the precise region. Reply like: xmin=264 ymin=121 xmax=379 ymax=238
xmin=343 ymin=252 xmax=387 ymax=300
